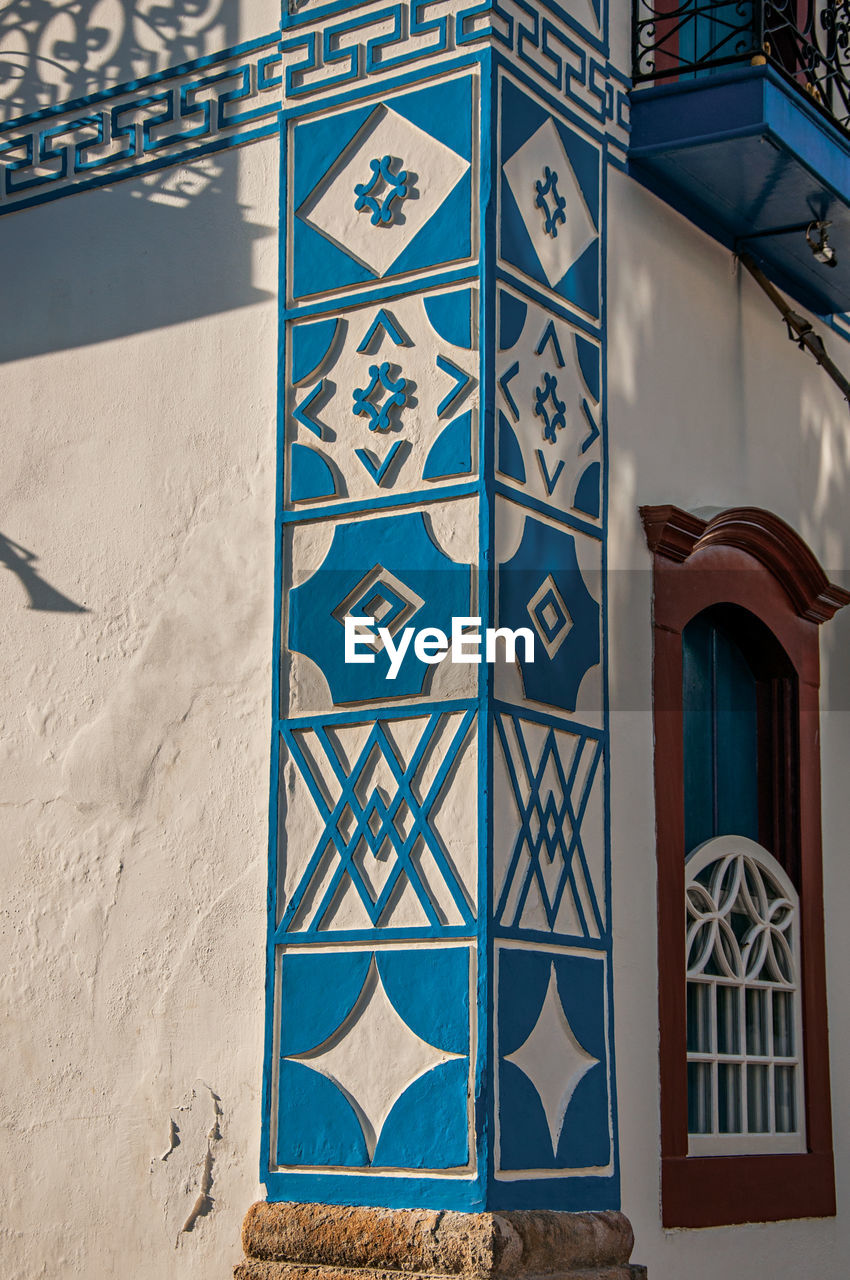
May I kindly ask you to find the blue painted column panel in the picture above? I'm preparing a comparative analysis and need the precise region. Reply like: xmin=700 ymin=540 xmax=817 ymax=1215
xmin=263 ymin=0 xmax=623 ymax=1213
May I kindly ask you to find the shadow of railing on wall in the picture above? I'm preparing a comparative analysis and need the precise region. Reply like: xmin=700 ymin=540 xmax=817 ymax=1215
xmin=0 ymin=0 xmax=232 ymax=124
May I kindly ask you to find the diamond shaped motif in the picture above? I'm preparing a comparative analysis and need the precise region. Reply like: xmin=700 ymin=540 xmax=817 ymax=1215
xmin=503 ymin=119 xmax=596 ymax=288
xmin=527 ymin=576 xmax=573 ymax=659
xmin=280 ymin=711 xmax=477 ymax=934
xmin=495 ymin=713 xmax=604 ymax=938
xmin=332 ymin=565 xmax=425 ymax=642
xmin=298 ymin=105 xmax=470 ymax=278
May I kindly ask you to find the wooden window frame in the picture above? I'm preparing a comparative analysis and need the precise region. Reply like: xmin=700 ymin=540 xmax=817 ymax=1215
xmin=641 ymin=504 xmax=849 ymax=1228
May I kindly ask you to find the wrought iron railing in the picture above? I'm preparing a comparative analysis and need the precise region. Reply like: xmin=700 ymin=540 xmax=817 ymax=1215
xmin=633 ymin=0 xmax=850 ymax=136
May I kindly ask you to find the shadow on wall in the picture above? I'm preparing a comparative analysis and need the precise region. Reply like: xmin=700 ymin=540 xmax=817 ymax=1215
xmin=0 ymin=0 xmax=231 ymax=123
xmin=0 ymin=532 xmax=88 ymax=611
xmin=0 ymin=145 xmax=275 ymax=362
xmin=0 ymin=2 xmax=276 ymax=361
xmin=606 ymin=181 xmax=850 ymax=714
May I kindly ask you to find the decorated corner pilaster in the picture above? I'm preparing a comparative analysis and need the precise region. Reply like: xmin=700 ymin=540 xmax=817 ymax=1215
xmin=262 ymin=0 xmax=628 ymax=1215
xmin=489 ymin=31 xmax=617 ymax=1207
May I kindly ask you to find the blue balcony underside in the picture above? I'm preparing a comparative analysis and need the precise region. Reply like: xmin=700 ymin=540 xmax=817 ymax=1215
xmin=629 ymin=65 xmax=850 ymax=315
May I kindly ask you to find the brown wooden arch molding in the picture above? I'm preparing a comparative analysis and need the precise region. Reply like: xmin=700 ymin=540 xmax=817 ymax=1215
xmin=641 ymin=503 xmax=849 ymax=1229
xmin=641 ymin=504 xmax=850 ymax=622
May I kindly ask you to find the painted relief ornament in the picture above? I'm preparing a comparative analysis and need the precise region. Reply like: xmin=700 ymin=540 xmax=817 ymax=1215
xmin=534 ymin=166 xmax=567 ymax=237
xmin=353 ymin=362 xmax=408 ymax=432
xmin=534 ymin=371 xmax=567 ymax=443
xmin=354 ymin=155 xmax=409 ymax=226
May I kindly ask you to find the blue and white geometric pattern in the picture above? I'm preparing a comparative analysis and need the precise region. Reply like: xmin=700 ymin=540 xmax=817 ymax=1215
xmin=497 ymin=945 xmax=612 ymax=1175
xmin=0 ymin=35 xmax=283 ymax=215
xmin=494 ymin=712 xmax=605 ymax=939
xmin=497 ymin=286 xmax=602 ymax=519
xmin=289 ymin=75 xmax=475 ymax=301
xmin=504 ymin=118 xmax=596 ymax=290
xmin=278 ymin=708 xmax=477 ymax=936
xmin=286 ymin=289 xmax=478 ymax=507
xmin=277 ymin=945 xmax=471 ymax=1170
xmin=498 ymin=514 xmax=600 ymax=713
xmin=499 ymin=76 xmax=601 ymax=319
xmin=288 ymin=510 xmax=473 ymax=704
xmin=267 ymin=0 xmax=617 ymax=1212
xmin=0 ymin=0 xmax=630 ymax=218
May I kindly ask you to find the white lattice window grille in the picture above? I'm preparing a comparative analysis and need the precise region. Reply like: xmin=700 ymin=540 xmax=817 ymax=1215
xmin=685 ymin=835 xmax=806 ymax=1155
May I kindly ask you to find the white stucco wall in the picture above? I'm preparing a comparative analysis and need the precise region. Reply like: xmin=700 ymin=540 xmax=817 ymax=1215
xmin=0 ymin=137 xmax=278 ymax=1279
xmin=607 ymin=160 xmax=850 ymax=1278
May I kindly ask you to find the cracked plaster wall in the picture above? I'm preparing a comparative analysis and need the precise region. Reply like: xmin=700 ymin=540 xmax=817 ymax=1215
xmin=0 ymin=138 xmax=278 ymax=1278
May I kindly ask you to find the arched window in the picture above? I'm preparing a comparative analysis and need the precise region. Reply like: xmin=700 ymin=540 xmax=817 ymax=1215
xmin=681 ymin=608 xmax=805 ymax=1152
xmin=685 ymin=834 xmax=803 ymax=1151
xmin=641 ymin=505 xmax=849 ymax=1228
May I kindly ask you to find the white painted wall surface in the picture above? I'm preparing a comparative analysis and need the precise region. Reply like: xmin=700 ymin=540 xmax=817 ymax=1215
xmin=607 ymin=160 xmax=850 ymax=1278
xmin=0 ymin=138 xmax=278 ymax=1278
xmin=0 ymin=0 xmax=280 ymax=122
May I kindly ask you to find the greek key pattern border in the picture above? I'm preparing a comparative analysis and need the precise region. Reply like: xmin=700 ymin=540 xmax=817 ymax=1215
xmin=0 ymin=1 xmax=631 ymax=218
xmin=0 ymin=35 xmax=283 ymax=216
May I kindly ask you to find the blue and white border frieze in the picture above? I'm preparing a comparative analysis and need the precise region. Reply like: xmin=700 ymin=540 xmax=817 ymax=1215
xmin=0 ymin=34 xmax=282 ymax=215
xmin=0 ymin=0 xmax=630 ymax=219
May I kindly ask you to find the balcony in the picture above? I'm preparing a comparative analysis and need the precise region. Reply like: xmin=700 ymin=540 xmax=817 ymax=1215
xmin=629 ymin=0 xmax=850 ymax=313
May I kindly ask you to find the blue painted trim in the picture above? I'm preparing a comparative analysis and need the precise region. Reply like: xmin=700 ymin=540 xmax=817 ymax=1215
xmin=283 ymin=267 xmax=480 ymax=321
xmin=265 ymin=1169 xmax=486 ymax=1210
xmin=281 ymin=37 xmax=486 ymax=108
xmin=278 ymin=698 xmax=477 ymax=731
xmin=491 ymin=698 xmax=606 ymax=737
xmin=280 ymin=48 xmax=485 ymax=123
xmin=493 ymin=714 xmax=605 ymax=938
xmin=0 ymin=122 xmax=279 ymax=216
xmin=495 ymin=268 xmax=601 ymax=336
xmin=357 ymin=308 xmax=408 ymax=350
xmin=488 ymin=1176 xmax=618 ymax=1211
xmin=260 ymin=107 xmax=288 ymax=1197
xmin=495 ymin=925 xmax=611 ymax=948
xmin=479 ymin=44 xmax=498 ymax=1205
xmin=494 ymin=49 xmax=608 ymax=145
xmin=356 ymin=440 xmax=406 ymax=484
xmin=436 ymin=354 xmax=473 ymax=417
xmin=273 ymin=924 xmax=476 ymax=944
xmin=607 ymin=64 xmax=632 ymax=89
xmin=281 ymin=479 xmax=479 ymax=521
xmin=279 ymin=709 xmax=477 ymax=934
xmin=597 ymin=133 xmax=620 ymax=1205
xmin=493 ymin=482 xmax=603 ymax=539
xmin=606 ymin=151 xmax=629 ymax=174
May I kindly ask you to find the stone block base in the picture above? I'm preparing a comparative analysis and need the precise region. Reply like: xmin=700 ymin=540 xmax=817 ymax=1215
xmin=235 ymin=1203 xmax=647 ymax=1280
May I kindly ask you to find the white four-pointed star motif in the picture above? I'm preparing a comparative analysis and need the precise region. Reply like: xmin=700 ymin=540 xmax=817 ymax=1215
xmin=285 ymin=958 xmax=461 ymax=1157
xmin=504 ymin=961 xmax=599 ymax=1156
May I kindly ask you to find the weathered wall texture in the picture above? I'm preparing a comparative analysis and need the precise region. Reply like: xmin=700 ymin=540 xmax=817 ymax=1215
xmin=0 ymin=137 xmax=278 ymax=1278
xmin=606 ymin=156 xmax=850 ymax=1278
